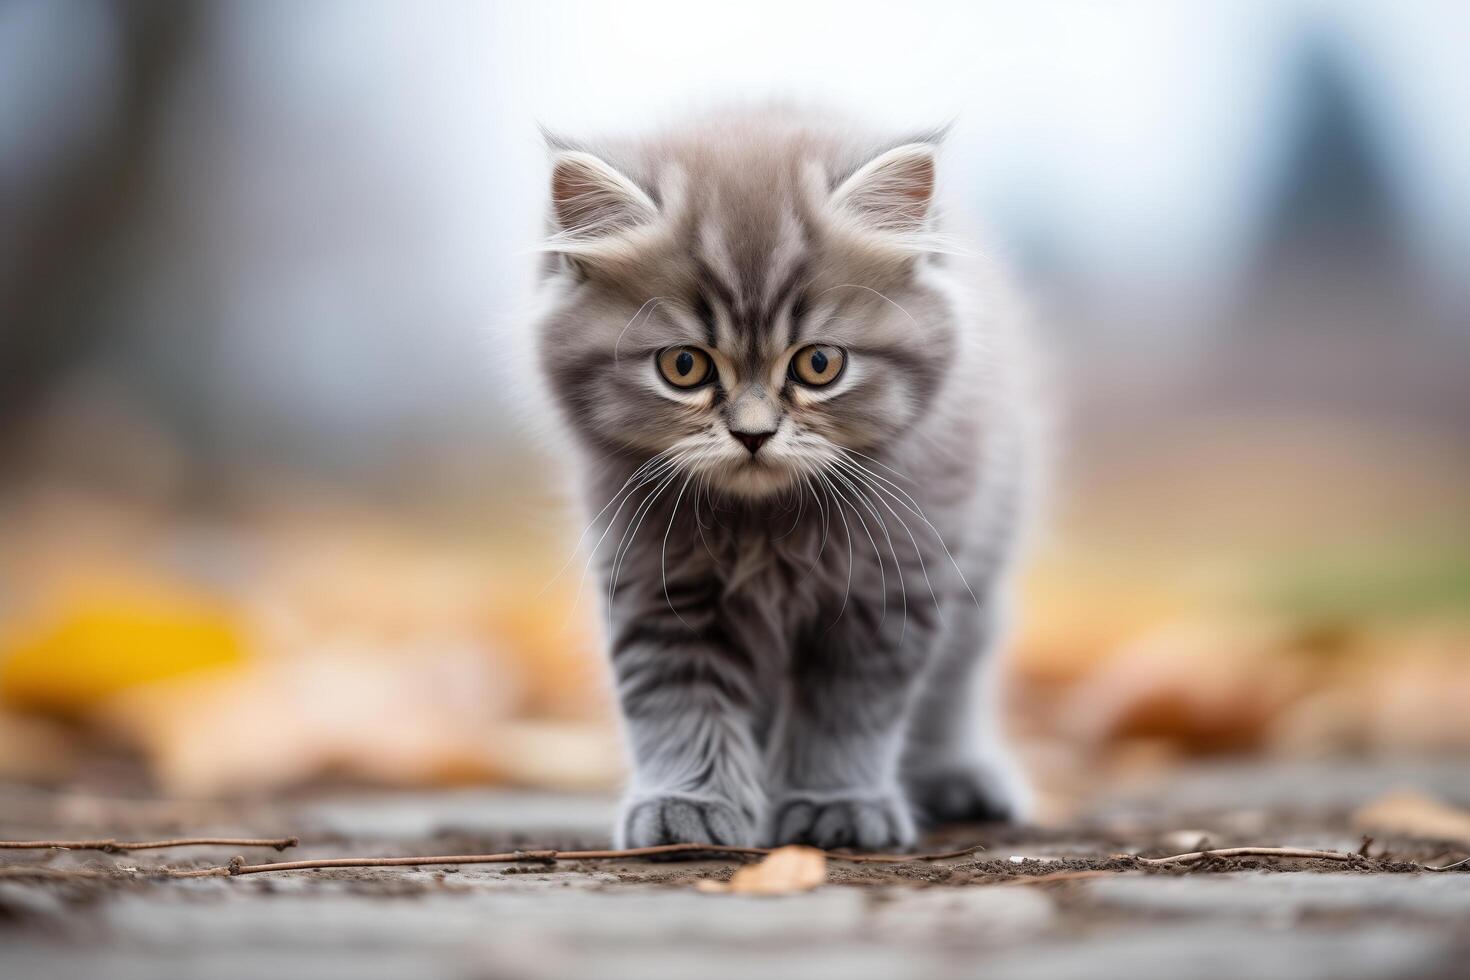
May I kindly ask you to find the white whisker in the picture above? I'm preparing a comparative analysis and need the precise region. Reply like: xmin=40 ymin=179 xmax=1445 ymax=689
xmin=613 ymin=296 xmax=670 ymax=364
xmin=543 ymin=447 xmax=681 ymax=599
xmin=813 ymin=283 xmax=920 ymax=331
xmin=835 ymin=458 xmax=942 ymax=607
xmin=693 ymin=467 xmax=722 ymax=566
xmin=661 ymin=449 xmax=712 ymax=632
xmin=825 ymin=467 xmax=888 ymax=628
xmin=568 ymin=451 xmax=685 ymax=612
xmin=799 ymin=471 xmax=831 ymax=575
xmin=838 ymin=451 xmax=982 ymax=610
xmin=817 ymin=472 xmax=854 ymax=632
xmin=605 ymin=459 xmax=685 ymax=634
xmin=829 ymin=464 xmax=909 ymax=642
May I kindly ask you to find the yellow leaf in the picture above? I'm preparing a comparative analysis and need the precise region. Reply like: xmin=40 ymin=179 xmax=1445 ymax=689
xmin=697 ymin=846 xmax=826 ymax=896
xmin=0 ymin=587 xmax=246 ymax=716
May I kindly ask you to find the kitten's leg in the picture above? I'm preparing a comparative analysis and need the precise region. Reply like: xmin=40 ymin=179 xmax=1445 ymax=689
xmin=765 ymin=609 xmax=932 ymax=850
xmin=901 ymin=592 xmax=1030 ymax=825
xmin=611 ymin=615 xmax=766 ymax=848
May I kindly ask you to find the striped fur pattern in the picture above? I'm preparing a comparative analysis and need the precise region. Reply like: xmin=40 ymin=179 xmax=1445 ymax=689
xmin=533 ymin=108 xmax=1038 ymax=849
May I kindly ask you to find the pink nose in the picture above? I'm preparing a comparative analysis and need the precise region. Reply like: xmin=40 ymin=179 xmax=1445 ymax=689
xmin=731 ymin=430 xmax=772 ymax=455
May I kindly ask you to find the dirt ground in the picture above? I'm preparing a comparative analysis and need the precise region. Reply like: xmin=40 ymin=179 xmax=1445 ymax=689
xmin=2 ymin=756 xmax=1467 ymax=980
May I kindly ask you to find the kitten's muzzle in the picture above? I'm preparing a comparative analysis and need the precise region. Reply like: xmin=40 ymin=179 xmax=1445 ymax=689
xmin=730 ymin=429 xmax=774 ymax=455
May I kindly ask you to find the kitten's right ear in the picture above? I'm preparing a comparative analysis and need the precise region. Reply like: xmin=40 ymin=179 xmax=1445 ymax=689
xmin=550 ymin=151 xmax=658 ymax=240
xmin=830 ymin=143 xmax=936 ymax=234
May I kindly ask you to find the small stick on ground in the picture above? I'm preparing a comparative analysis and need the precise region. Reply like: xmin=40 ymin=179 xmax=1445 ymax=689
xmin=0 ymin=866 xmax=156 ymax=880
xmin=0 ymin=837 xmax=299 ymax=853
xmin=169 ymin=842 xmax=987 ymax=878
xmin=1135 ymin=846 xmax=1366 ymax=867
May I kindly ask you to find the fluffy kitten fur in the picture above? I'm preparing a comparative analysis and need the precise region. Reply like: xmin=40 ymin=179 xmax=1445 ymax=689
xmin=533 ymin=108 xmax=1037 ymax=849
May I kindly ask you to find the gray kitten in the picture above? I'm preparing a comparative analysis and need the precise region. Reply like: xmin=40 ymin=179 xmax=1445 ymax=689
xmin=533 ymin=108 xmax=1037 ymax=850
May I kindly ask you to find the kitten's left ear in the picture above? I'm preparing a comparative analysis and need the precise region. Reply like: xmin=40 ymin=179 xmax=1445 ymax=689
xmin=830 ymin=143 xmax=936 ymax=234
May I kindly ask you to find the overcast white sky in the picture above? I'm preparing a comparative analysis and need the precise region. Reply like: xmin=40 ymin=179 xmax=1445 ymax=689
xmin=2 ymin=0 xmax=1465 ymax=450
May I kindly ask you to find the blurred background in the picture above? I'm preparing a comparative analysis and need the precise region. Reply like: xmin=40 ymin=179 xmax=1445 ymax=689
xmin=1 ymin=0 xmax=1466 ymax=818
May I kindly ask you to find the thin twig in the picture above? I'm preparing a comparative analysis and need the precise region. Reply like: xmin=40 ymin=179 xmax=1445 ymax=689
xmin=0 ymin=867 xmax=132 ymax=880
xmin=831 ymin=844 xmax=987 ymax=864
xmin=1135 ymin=846 xmax=1365 ymax=867
xmin=170 ymin=842 xmax=987 ymax=878
xmin=1427 ymin=857 xmax=1470 ymax=872
xmin=0 ymin=837 xmax=298 ymax=853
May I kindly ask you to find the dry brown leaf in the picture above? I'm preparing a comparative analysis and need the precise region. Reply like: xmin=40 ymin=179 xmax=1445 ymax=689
xmin=697 ymin=846 xmax=826 ymax=896
xmin=99 ymin=641 xmax=526 ymax=796
xmin=0 ymin=710 xmax=78 ymax=781
xmin=1352 ymin=789 xmax=1470 ymax=843
xmin=1061 ymin=619 xmax=1312 ymax=754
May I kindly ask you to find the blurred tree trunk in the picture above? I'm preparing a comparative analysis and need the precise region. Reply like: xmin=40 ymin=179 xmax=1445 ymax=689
xmin=0 ymin=0 xmax=201 ymax=453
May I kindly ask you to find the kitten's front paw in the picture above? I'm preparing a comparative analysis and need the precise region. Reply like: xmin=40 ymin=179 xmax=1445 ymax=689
xmin=767 ymin=790 xmax=915 ymax=850
xmin=618 ymin=792 xmax=756 ymax=848
xmin=904 ymin=759 xmax=1029 ymax=827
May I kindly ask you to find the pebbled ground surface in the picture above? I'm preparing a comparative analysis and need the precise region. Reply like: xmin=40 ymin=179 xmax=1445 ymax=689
xmin=1 ymin=757 xmax=1467 ymax=980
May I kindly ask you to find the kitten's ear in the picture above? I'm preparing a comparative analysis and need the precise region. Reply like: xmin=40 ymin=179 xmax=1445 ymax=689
xmin=830 ymin=143 xmax=936 ymax=234
xmin=550 ymin=151 xmax=658 ymax=239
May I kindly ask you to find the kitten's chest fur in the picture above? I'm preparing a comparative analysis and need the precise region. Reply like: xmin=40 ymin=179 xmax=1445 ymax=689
xmin=650 ymin=493 xmax=843 ymax=621
xmin=595 ymin=469 xmax=947 ymax=658
xmin=700 ymin=504 xmax=838 ymax=613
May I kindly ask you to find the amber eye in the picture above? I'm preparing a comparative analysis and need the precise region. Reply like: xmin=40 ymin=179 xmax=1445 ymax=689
xmin=789 ymin=345 xmax=845 ymax=387
xmin=656 ymin=346 xmax=714 ymax=388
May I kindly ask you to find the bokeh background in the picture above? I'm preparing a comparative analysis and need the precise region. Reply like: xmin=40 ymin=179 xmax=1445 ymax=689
xmin=1 ymin=0 xmax=1466 ymax=818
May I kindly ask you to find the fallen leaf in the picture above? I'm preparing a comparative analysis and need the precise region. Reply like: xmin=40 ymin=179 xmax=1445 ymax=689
xmin=100 ymin=642 xmax=525 ymax=796
xmin=1353 ymin=789 xmax=1470 ymax=843
xmin=697 ymin=846 xmax=826 ymax=896
xmin=0 ymin=710 xmax=77 ymax=781
xmin=1060 ymin=619 xmax=1312 ymax=755
xmin=0 ymin=584 xmax=245 ymax=716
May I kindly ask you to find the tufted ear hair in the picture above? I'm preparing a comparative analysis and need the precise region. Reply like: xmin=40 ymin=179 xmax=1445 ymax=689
xmin=549 ymin=151 xmax=658 ymax=240
xmin=830 ymin=143 xmax=936 ymax=234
